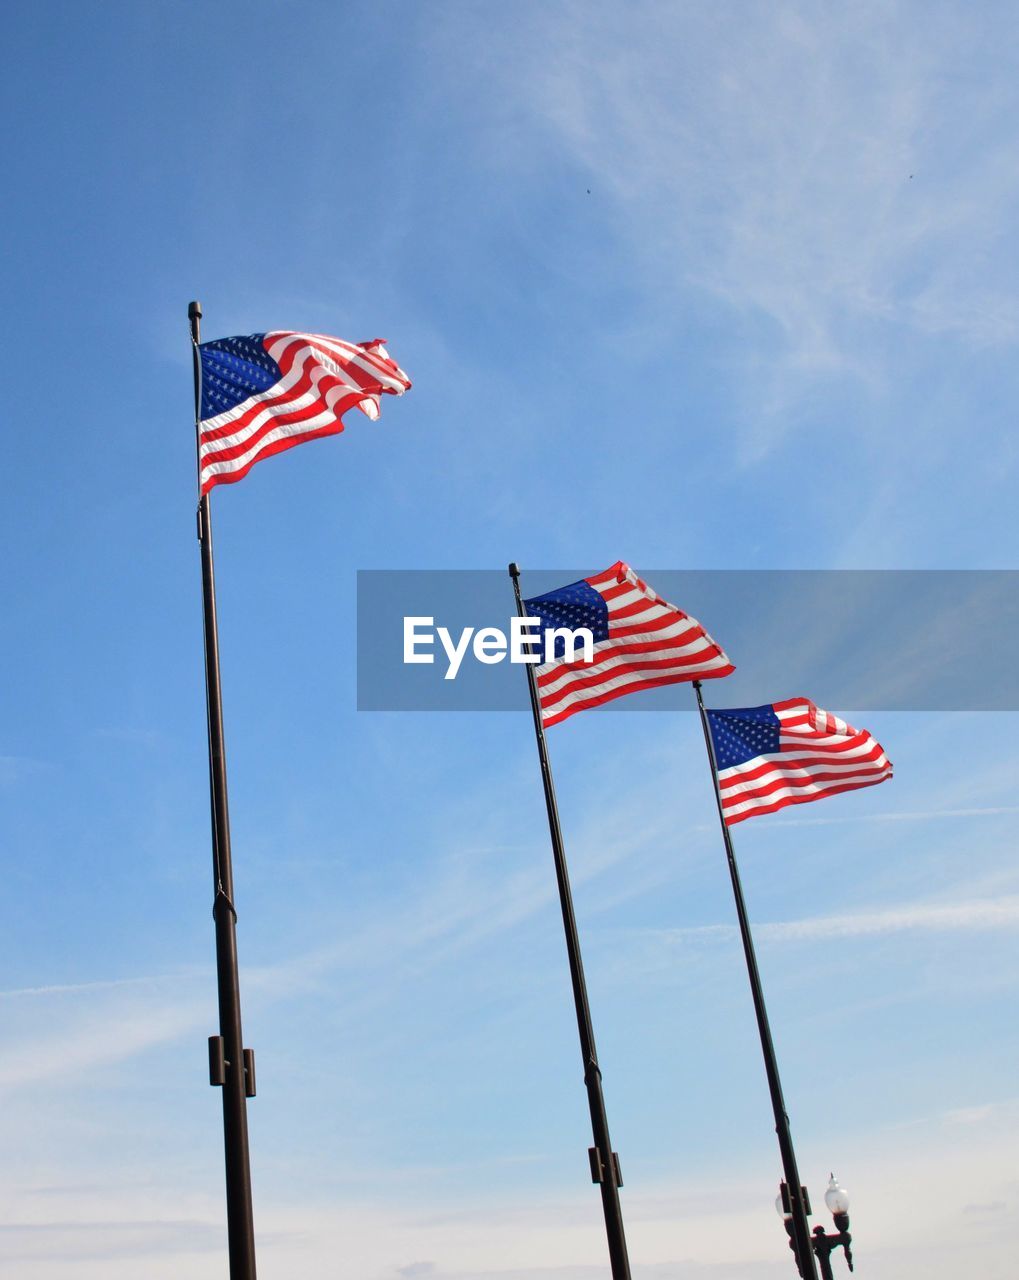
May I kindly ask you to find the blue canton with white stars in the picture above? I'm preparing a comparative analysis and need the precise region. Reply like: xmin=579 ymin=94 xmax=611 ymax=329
xmin=199 ymin=334 xmax=282 ymax=421
xmin=706 ymin=705 xmax=781 ymax=769
xmin=523 ymin=579 xmax=609 ymax=660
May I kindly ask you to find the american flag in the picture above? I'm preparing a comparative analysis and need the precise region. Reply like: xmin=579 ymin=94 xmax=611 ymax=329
xmin=524 ymin=562 xmax=734 ymax=728
xmin=705 ymin=697 xmax=892 ymax=825
xmin=196 ymin=332 xmax=411 ymax=493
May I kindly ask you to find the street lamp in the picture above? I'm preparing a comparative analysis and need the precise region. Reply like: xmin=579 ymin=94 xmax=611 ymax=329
xmin=775 ymin=1175 xmax=854 ymax=1279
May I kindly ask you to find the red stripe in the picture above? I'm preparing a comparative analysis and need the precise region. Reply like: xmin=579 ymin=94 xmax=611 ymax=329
xmin=540 ymin=648 xmax=727 ymax=701
xmin=200 ymin=351 xmax=325 ymax=445
xmin=199 ymin=332 xmax=410 ymax=493
xmin=587 ymin=563 xmax=627 ymax=589
xmin=296 ymin=335 xmax=408 ymax=387
xmin=537 ymin=634 xmax=721 ymax=687
xmin=608 ymin=614 xmax=706 ymax=641
xmin=718 ymin=744 xmax=886 ymax=790
xmin=543 ymin=665 xmax=734 ymax=728
xmin=201 ymin=381 xmax=369 ymax=470
xmin=540 ymin=652 xmax=730 ymax=710
xmin=200 ymin=421 xmax=345 ymax=494
xmin=720 ymin=763 xmax=890 ymax=807
xmin=606 ymin=599 xmax=693 ymax=627
xmin=275 ymin=335 xmax=383 ymax=394
xmin=724 ymin=773 xmax=892 ymax=825
xmin=605 ymin=598 xmax=669 ymax=622
xmin=722 ymin=746 xmax=887 ymax=785
xmin=596 ymin=583 xmax=636 ymax=604
xmin=200 ymin=334 xmax=407 ymax=452
xmin=200 ymin=360 xmax=368 ymax=455
xmin=531 ymin=560 xmax=734 ymax=726
xmin=200 ymin=350 xmax=384 ymax=462
xmin=773 ymin=697 xmax=812 ymax=714
xmin=779 ymin=733 xmax=877 ymax=756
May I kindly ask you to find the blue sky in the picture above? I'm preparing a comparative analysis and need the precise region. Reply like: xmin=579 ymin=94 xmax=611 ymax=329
xmin=2 ymin=2 xmax=1018 ymax=1277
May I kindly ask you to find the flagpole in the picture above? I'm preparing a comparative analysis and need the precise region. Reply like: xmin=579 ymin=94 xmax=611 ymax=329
xmin=509 ymin=564 xmax=631 ymax=1280
xmin=692 ymin=680 xmax=818 ymax=1280
xmin=189 ymin=301 xmax=258 ymax=1280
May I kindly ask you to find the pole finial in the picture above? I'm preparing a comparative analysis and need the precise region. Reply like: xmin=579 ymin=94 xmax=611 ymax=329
xmin=508 ymin=562 xmax=521 ymax=579
xmin=188 ymin=300 xmax=202 ymax=320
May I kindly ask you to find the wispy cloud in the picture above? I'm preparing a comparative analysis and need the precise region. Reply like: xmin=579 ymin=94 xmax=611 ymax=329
xmin=0 ymin=972 xmax=204 ymax=1001
xmin=248 ymin=781 xmax=685 ymax=1005
xmin=0 ymin=996 xmax=209 ymax=1092
xmin=757 ymin=897 xmax=1019 ymax=941
xmin=945 ymin=1104 xmax=996 ymax=1126
xmin=453 ymin=2 xmax=1019 ymax=449
xmin=0 ymin=756 xmax=688 ymax=1096
xmin=0 ymin=754 xmax=48 ymax=786
xmin=11 ymin=1106 xmax=1012 ymax=1280
xmin=0 ymin=1218 xmax=225 ymax=1263
xmin=641 ymin=896 xmax=1019 ymax=949
xmin=740 ymin=804 xmax=1019 ymax=829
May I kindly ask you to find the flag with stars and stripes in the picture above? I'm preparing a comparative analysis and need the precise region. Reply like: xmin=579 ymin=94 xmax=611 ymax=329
xmin=196 ymin=332 xmax=411 ymax=494
xmin=524 ymin=562 xmax=734 ymax=728
xmin=705 ymin=698 xmax=892 ymax=825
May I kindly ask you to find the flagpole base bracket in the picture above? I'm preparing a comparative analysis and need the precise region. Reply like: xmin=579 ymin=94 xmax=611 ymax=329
xmin=208 ymin=1038 xmax=256 ymax=1097
xmin=589 ymin=1147 xmax=623 ymax=1186
xmin=209 ymin=1035 xmax=227 ymax=1086
xmin=243 ymin=1047 xmax=256 ymax=1097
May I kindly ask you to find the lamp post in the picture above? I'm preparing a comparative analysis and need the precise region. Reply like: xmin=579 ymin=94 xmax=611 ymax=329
xmin=776 ymin=1175 xmax=854 ymax=1280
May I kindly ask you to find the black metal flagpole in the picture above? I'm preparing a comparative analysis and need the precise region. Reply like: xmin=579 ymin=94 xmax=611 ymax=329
xmin=508 ymin=564 xmax=631 ymax=1280
xmin=692 ymin=680 xmax=818 ymax=1280
xmin=189 ymin=301 xmax=258 ymax=1280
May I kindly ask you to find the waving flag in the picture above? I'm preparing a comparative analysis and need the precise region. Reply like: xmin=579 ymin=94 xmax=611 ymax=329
xmin=524 ymin=562 xmax=733 ymax=728
xmin=705 ymin=697 xmax=892 ymax=825
xmin=196 ymin=332 xmax=411 ymax=493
